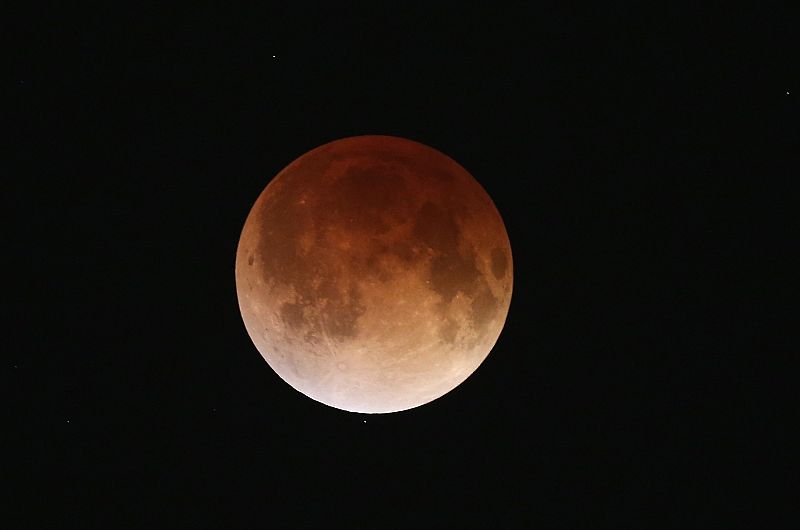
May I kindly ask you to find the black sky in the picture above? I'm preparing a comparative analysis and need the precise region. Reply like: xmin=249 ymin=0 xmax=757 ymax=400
xmin=9 ymin=3 xmax=797 ymax=528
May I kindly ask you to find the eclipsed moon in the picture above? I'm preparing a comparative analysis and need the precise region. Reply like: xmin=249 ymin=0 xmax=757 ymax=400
xmin=235 ymin=135 xmax=512 ymax=413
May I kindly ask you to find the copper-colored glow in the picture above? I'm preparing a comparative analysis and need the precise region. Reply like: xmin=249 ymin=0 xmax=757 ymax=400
xmin=235 ymin=136 xmax=512 ymax=413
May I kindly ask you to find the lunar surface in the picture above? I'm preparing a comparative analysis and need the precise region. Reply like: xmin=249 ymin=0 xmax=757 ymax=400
xmin=235 ymin=135 xmax=512 ymax=413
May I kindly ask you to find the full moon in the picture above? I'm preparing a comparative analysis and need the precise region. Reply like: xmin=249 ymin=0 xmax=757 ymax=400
xmin=235 ymin=136 xmax=512 ymax=413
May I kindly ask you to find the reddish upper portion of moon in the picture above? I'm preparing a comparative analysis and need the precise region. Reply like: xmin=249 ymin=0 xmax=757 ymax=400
xmin=236 ymin=136 xmax=512 ymax=413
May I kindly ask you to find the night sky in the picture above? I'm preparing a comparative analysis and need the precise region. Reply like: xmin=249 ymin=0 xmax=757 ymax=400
xmin=10 ymin=4 xmax=796 ymax=528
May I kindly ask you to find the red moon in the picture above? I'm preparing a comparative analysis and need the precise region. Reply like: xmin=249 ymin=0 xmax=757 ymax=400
xmin=235 ymin=136 xmax=512 ymax=413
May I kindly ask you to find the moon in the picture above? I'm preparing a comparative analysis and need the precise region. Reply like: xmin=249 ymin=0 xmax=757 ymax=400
xmin=235 ymin=135 xmax=512 ymax=413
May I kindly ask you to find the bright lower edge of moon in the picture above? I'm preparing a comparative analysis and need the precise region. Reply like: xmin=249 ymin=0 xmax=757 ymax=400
xmin=235 ymin=135 xmax=513 ymax=413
